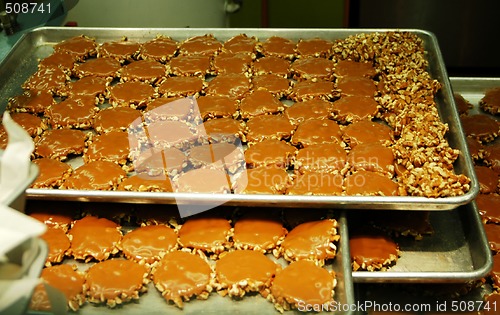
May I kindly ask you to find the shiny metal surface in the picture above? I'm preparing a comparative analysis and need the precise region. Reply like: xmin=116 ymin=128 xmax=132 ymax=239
xmin=0 ymin=27 xmax=478 ymax=210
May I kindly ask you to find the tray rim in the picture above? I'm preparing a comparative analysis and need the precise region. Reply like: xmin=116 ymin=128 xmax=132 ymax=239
xmin=3 ymin=26 xmax=479 ymax=211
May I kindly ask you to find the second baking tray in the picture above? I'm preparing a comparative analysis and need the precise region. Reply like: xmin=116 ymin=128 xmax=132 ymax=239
xmin=0 ymin=27 xmax=478 ymax=210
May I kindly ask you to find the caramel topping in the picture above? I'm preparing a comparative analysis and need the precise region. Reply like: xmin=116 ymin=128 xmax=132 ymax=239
xmin=169 ymin=55 xmax=211 ymax=76
xmin=197 ymin=95 xmax=238 ymax=120
xmin=22 ymin=67 xmax=67 ymax=93
xmin=140 ymin=36 xmax=178 ymax=61
xmin=62 ymin=160 xmax=126 ymax=190
xmin=8 ymin=90 xmax=54 ymax=114
xmin=188 ymin=142 xmax=243 ymax=168
xmin=118 ymin=173 xmax=174 ymax=192
xmin=484 ymin=293 xmax=500 ymax=315
xmin=453 ymin=92 xmax=472 ymax=115
xmin=484 ymin=223 xmax=500 ymax=251
xmin=203 ymin=117 xmax=244 ymax=139
xmin=64 ymin=76 xmax=108 ymax=98
xmin=290 ymin=80 xmax=335 ymax=101
xmin=291 ymin=118 xmax=342 ymax=147
xmin=245 ymin=139 xmax=296 ymax=168
xmin=145 ymin=97 xmax=193 ymax=121
xmin=134 ymin=147 xmax=187 ymax=176
xmin=259 ymin=36 xmax=296 ymax=59
xmin=295 ymin=143 xmax=347 ymax=173
xmin=86 ymin=259 xmax=148 ymax=301
xmin=296 ymin=38 xmax=333 ymax=58
xmin=75 ymin=57 xmax=121 ymax=78
xmin=350 ymin=233 xmax=398 ymax=267
xmin=342 ymin=120 xmax=393 ymax=148
xmin=120 ymin=225 xmax=177 ymax=264
xmin=46 ymin=96 xmax=97 ymax=129
xmin=291 ymin=57 xmax=335 ymax=81
xmin=214 ymin=52 xmax=252 ymax=74
xmin=485 ymin=143 xmax=500 ymax=172
xmin=158 ymin=76 xmax=204 ymax=97
xmin=280 ymin=219 xmax=338 ymax=261
xmin=347 ymin=142 xmax=394 ymax=175
xmin=233 ymin=215 xmax=287 ymax=250
xmin=178 ymin=217 xmax=231 ymax=249
xmin=332 ymin=95 xmax=379 ymax=122
xmin=288 ymin=171 xmax=343 ymax=195
xmin=345 ymin=170 xmax=398 ymax=196
xmin=98 ymin=40 xmax=141 ymax=61
xmin=284 ymin=99 xmax=332 ymax=125
xmin=84 ymin=130 xmax=130 ymax=164
xmin=145 ymin=120 xmax=197 ymax=145
xmin=32 ymin=158 xmax=72 ymax=188
xmin=35 ymin=129 xmax=86 ymax=159
xmin=335 ymin=60 xmax=376 ymax=78
xmin=175 ymin=167 xmax=232 ymax=193
xmin=461 ymin=114 xmax=499 ymax=141
xmin=480 ymin=87 xmax=500 ymax=112
xmin=476 ymin=194 xmax=500 ymax=223
xmin=271 ymin=260 xmax=334 ymax=306
xmin=216 ymin=250 xmax=278 ymax=285
xmin=252 ymin=56 xmax=290 ymax=76
xmin=205 ymin=73 xmax=251 ymax=99
xmin=238 ymin=166 xmax=291 ymax=194
xmin=54 ymin=35 xmax=96 ymax=57
xmin=109 ymin=81 xmax=156 ymax=107
xmin=38 ymin=51 xmax=77 ymax=71
xmin=240 ymin=90 xmax=284 ymax=118
xmin=29 ymin=211 xmax=73 ymax=229
xmin=68 ymin=216 xmax=121 ymax=261
xmin=40 ymin=227 xmax=70 ymax=264
xmin=475 ymin=165 xmax=499 ymax=194
xmin=152 ymin=250 xmax=212 ymax=300
xmin=120 ymin=60 xmax=166 ymax=82
xmin=94 ymin=106 xmax=143 ymax=133
xmin=252 ymin=74 xmax=290 ymax=96
xmin=338 ymin=76 xmax=377 ymax=97
xmin=223 ymin=34 xmax=257 ymax=54
xmin=10 ymin=112 xmax=45 ymax=136
xmin=490 ymin=254 xmax=500 ymax=288
xmin=245 ymin=114 xmax=295 ymax=143
xmin=179 ymin=34 xmax=222 ymax=55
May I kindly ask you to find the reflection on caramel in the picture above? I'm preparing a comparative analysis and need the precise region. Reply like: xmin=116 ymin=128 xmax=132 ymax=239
xmin=214 ymin=52 xmax=252 ymax=74
xmin=10 ymin=112 xmax=46 ymax=136
xmin=252 ymin=56 xmax=290 ymax=76
xmin=62 ymin=160 xmax=126 ymax=190
xmin=63 ymin=76 xmax=108 ymax=99
xmin=342 ymin=120 xmax=393 ymax=148
xmin=94 ymin=106 xmax=143 ymax=134
xmin=54 ymin=35 xmax=96 ymax=58
xmin=8 ymin=90 xmax=55 ymax=114
xmin=338 ymin=76 xmax=377 ymax=97
xmin=238 ymin=166 xmax=291 ymax=194
xmin=29 ymin=210 xmax=73 ymax=230
xmin=335 ymin=60 xmax=376 ymax=78
xmin=179 ymin=34 xmax=222 ymax=55
xmin=271 ymin=260 xmax=335 ymax=308
xmin=86 ymin=259 xmax=148 ymax=305
xmin=216 ymin=250 xmax=278 ymax=288
xmin=476 ymin=194 xmax=500 ymax=223
xmin=240 ymin=90 xmax=284 ymax=118
xmin=158 ymin=76 xmax=204 ymax=97
xmin=291 ymin=57 xmax=335 ymax=81
xmin=252 ymin=74 xmax=290 ymax=96
xmin=35 ymin=128 xmax=86 ymax=160
xmin=46 ymin=96 xmax=97 ymax=129
xmin=120 ymin=225 xmax=177 ymax=264
xmin=120 ymin=60 xmax=166 ymax=82
xmin=178 ymin=217 xmax=231 ymax=251
xmin=284 ymin=99 xmax=332 ymax=125
xmin=350 ymin=233 xmax=398 ymax=270
xmin=280 ymin=219 xmax=338 ymax=261
xmin=75 ymin=57 xmax=121 ymax=78
xmin=29 ymin=264 xmax=85 ymax=312
xmin=223 ymin=34 xmax=257 ymax=54
xmin=175 ymin=167 xmax=232 ymax=193
xmin=139 ymin=36 xmax=178 ymax=62
xmin=347 ymin=142 xmax=394 ymax=176
xmin=295 ymin=143 xmax=347 ymax=173
xmin=152 ymin=250 xmax=212 ymax=307
xmin=233 ymin=214 xmax=287 ymax=251
xmin=169 ymin=54 xmax=212 ymax=76
xmin=291 ymin=119 xmax=342 ymax=147
xmin=98 ymin=40 xmax=141 ymax=61
xmin=38 ymin=51 xmax=77 ymax=71
xmin=40 ymin=227 xmax=70 ymax=265
xmin=288 ymin=171 xmax=343 ymax=196
xmin=197 ymin=95 xmax=238 ymax=120
xmin=68 ymin=216 xmax=121 ymax=261
xmin=245 ymin=139 xmax=296 ymax=168
xmin=332 ymin=95 xmax=379 ymax=122
xmin=22 ymin=67 xmax=67 ymax=94
xmin=290 ymin=80 xmax=335 ymax=101
xmin=296 ymin=38 xmax=333 ymax=58
xmin=205 ymin=73 xmax=251 ymax=99
xmin=345 ymin=170 xmax=398 ymax=196
xmin=461 ymin=114 xmax=499 ymax=142
xmin=475 ymin=165 xmax=499 ymax=194
xmin=258 ymin=36 xmax=296 ymax=59
xmin=245 ymin=114 xmax=294 ymax=143
xmin=84 ymin=130 xmax=130 ymax=164
xmin=109 ymin=81 xmax=156 ymax=108
xmin=118 ymin=173 xmax=174 ymax=192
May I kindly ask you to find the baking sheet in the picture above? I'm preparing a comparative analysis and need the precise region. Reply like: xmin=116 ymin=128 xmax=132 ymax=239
xmin=0 ymin=27 xmax=478 ymax=210
xmin=27 ymin=210 xmax=354 ymax=315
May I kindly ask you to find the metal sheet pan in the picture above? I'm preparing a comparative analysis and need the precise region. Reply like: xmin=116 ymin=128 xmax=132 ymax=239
xmin=27 ymin=209 xmax=354 ymax=315
xmin=0 ymin=27 xmax=478 ymax=210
